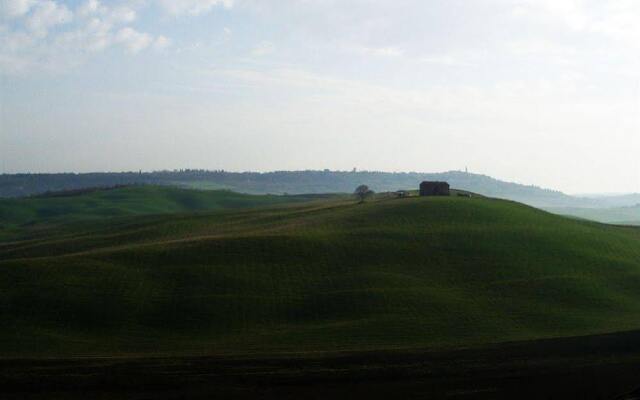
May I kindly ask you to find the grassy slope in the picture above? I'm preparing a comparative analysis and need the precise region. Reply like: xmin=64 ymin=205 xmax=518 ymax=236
xmin=0 ymin=185 xmax=333 ymax=240
xmin=2 ymin=195 xmax=640 ymax=358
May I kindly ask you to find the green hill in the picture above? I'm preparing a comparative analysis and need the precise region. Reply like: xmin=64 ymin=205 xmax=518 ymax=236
xmin=0 ymin=185 xmax=334 ymax=240
xmin=0 ymin=170 xmax=588 ymax=208
xmin=2 ymin=194 xmax=640 ymax=358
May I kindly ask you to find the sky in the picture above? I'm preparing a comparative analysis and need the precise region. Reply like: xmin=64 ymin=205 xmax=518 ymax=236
xmin=1 ymin=0 xmax=639 ymax=194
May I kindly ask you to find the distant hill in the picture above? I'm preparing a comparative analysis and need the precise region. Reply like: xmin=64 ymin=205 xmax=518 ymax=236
xmin=0 ymin=170 xmax=620 ymax=208
xmin=574 ymin=193 xmax=640 ymax=208
xmin=2 ymin=195 xmax=640 ymax=357
xmin=546 ymin=205 xmax=640 ymax=226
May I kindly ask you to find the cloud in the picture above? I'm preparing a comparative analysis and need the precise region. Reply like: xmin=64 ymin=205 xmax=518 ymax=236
xmin=26 ymin=0 xmax=73 ymax=37
xmin=506 ymin=38 xmax=578 ymax=66
xmin=510 ymin=0 xmax=590 ymax=30
xmin=158 ymin=0 xmax=234 ymax=16
xmin=589 ymin=2 xmax=640 ymax=45
xmin=512 ymin=0 xmax=640 ymax=46
xmin=0 ymin=0 xmax=167 ymax=76
xmin=32 ymin=27 xmax=163 ymax=73
xmin=0 ymin=0 xmax=169 ymax=75
xmin=251 ymin=41 xmax=275 ymax=56
xmin=355 ymin=46 xmax=404 ymax=57
xmin=115 ymin=27 xmax=153 ymax=53
xmin=0 ymin=28 xmax=35 ymax=52
xmin=0 ymin=26 xmax=85 ymax=74
xmin=418 ymin=54 xmax=475 ymax=67
xmin=0 ymin=29 xmax=38 ymax=74
xmin=54 ymin=16 xmax=113 ymax=53
xmin=203 ymin=65 xmax=606 ymax=123
xmin=153 ymin=35 xmax=171 ymax=51
xmin=108 ymin=6 xmax=136 ymax=24
xmin=0 ymin=0 xmax=35 ymax=19
xmin=77 ymin=0 xmax=104 ymax=17
xmin=77 ymin=0 xmax=136 ymax=24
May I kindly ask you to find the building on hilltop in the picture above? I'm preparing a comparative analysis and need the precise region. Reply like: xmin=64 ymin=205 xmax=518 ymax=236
xmin=419 ymin=181 xmax=450 ymax=196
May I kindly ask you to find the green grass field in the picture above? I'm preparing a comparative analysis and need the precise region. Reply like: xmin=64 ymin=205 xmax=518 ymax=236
xmin=2 ymin=187 xmax=640 ymax=358
xmin=0 ymin=185 xmax=336 ymax=241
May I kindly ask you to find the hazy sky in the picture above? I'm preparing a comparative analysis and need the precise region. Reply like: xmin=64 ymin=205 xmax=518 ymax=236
xmin=1 ymin=0 xmax=639 ymax=193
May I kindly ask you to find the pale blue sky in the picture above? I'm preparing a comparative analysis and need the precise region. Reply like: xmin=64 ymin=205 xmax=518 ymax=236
xmin=1 ymin=0 xmax=639 ymax=193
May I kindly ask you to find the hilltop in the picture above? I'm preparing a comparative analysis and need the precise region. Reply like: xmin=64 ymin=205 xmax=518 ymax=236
xmin=0 ymin=170 xmax=622 ymax=208
xmin=2 ymin=193 xmax=640 ymax=357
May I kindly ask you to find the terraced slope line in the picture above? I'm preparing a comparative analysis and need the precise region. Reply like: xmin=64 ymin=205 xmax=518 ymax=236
xmin=1 ymin=196 xmax=640 ymax=357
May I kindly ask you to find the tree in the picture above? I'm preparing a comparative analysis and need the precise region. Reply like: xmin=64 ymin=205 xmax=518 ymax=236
xmin=354 ymin=185 xmax=374 ymax=203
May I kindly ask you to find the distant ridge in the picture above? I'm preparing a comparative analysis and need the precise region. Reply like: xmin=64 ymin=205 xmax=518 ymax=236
xmin=0 ymin=169 xmax=634 ymax=208
xmin=31 ymin=184 xmax=136 ymax=198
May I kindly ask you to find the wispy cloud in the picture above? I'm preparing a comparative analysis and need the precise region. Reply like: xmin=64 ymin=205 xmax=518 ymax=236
xmin=512 ymin=0 xmax=640 ymax=46
xmin=158 ymin=0 xmax=234 ymax=16
xmin=77 ymin=0 xmax=135 ymax=23
xmin=26 ymin=0 xmax=73 ymax=37
xmin=0 ymin=0 xmax=166 ymax=74
xmin=354 ymin=46 xmax=404 ymax=57
xmin=417 ymin=54 xmax=477 ymax=67
xmin=115 ymin=27 xmax=152 ymax=53
xmin=251 ymin=40 xmax=275 ymax=56
xmin=153 ymin=35 xmax=171 ymax=51
xmin=0 ymin=0 xmax=35 ymax=19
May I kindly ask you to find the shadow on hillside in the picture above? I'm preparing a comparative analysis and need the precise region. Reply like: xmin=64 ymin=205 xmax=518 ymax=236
xmin=6 ymin=330 xmax=640 ymax=399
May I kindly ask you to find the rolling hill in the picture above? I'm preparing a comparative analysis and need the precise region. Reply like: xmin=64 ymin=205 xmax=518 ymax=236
xmin=2 ymin=192 xmax=640 ymax=358
xmin=0 ymin=170 xmax=614 ymax=208
xmin=0 ymin=185 xmax=335 ymax=240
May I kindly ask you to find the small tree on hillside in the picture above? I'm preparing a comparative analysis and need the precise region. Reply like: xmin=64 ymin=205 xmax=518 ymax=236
xmin=354 ymin=185 xmax=374 ymax=203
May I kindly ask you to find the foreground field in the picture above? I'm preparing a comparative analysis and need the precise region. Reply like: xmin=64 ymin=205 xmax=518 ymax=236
xmin=5 ymin=329 xmax=640 ymax=399
xmin=2 ymin=189 xmax=640 ymax=358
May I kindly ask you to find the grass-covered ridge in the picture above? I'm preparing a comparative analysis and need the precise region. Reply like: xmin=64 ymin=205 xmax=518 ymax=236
xmin=2 ymin=194 xmax=640 ymax=357
xmin=0 ymin=185 xmax=335 ymax=239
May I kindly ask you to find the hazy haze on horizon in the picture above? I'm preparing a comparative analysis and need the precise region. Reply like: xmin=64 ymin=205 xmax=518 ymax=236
xmin=1 ymin=0 xmax=639 ymax=194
